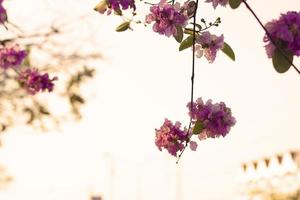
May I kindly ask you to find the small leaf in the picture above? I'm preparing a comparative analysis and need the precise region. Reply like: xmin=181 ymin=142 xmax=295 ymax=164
xmin=174 ymin=26 xmax=183 ymax=43
xmin=116 ymin=21 xmax=130 ymax=32
xmin=114 ymin=8 xmax=123 ymax=16
xmin=179 ymin=35 xmax=194 ymax=51
xmin=229 ymin=0 xmax=242 ymax=9
xmin=272 ymin=48 xmax=293 ymax=73
xmin=221 ymin=42 xmax=235 ymax=61
xmin=192 ymin=120 xmax=204 ymax=135
xmin=195 ymin=24 xmax=202 ymax=31
xmin=184 ymin=29 xmax=194 ymax=35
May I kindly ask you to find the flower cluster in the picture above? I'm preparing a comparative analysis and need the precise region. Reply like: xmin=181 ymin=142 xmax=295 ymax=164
xmin=95 ymin=0 xmax=136 ymax=15
xmin=18 ymin=68 xmax=57 ymax=95
xmin=0 ymin=43 xmax=57 ymax=95
xmin=155 ymin=98 xmax=235 ymax=157
xmin=0 ymin=0 xmax=7 ymax=24
xmin=205 ymin=0 xmax=228 ymax=9
xmin=0 ymin=44 xmax=27 ymax=69
xmin=155 ymin=119 xmax=189 ymax=156
xmin=145 ymin=0 xmax=189 ymax=37
xmin=264 ymin=11 xmax=300 ymax=58
xmin=0 ymin=3 xmax=57 ymax=96
xmin=195 ymin=31 xmax=224 ymax=63
xmin=187 ymin=98 xmax=236 ymax=139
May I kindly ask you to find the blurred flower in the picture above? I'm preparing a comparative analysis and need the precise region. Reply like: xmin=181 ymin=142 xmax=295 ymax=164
xmin=0 ymin=0 xmax=7 ymax=24
xmin=187 ymin=97 xmax=236 ymax=139
xmin=95 ymin=0 xmax=136 ymax=15
xmin=155 ymin=118 xmax=188 ymax=156
xmin=189 ymin=140 xmax=198 ymax=151
xmin=145 ymin=0 xmax=189 ymax=37
xmin=195 ymin=31 xmax=224 ymax=63
xmin=18 ymin=68 xmax=57 ymax=95
xmin=264 ymin=11 xmax=300 ymax=58
xmin=205 ymin=0 xmax=228 ymax=9
xmin=0 ymin=44 xmax=27 ymax=69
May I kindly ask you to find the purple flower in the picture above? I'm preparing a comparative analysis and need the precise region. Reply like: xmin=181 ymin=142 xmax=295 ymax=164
xmin=189 ymin=140 xmax=198 ymax=151
xmin=0 ymin=44 xmax=27 ymax=69
xmin=195 ymin=31 xmax=224 ymax=63
xmin=205 ymin=0 xmax=229 ymax=9
xmin=18 ymin=68 xmax=58 ymax=95
xmin=0 ymin=0 xmax=7 ymax=24
xmin=264 ymin=11 xmax=300 ymax=58
xmin=145 ymin=0 xmax=189 ymax=37
xmin=109 ymin=0 xmax=136 ymax=12
xmin=155 ymin=118 xmax=188 ymax=156
xmin=187 ymin=98 xmax=236 ymax=139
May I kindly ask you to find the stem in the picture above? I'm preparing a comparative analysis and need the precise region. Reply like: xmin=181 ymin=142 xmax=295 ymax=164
xmin=176 ymin=0 xmax=199 ymax=164
xmin=241 ymin=0 xmax=300 ymax=75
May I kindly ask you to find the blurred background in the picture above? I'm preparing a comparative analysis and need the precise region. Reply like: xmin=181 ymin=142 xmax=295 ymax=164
xmin=0 ymin=0 xmax=300 ymax=199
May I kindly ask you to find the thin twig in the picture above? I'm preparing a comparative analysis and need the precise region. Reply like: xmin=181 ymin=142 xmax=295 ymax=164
xmin=176 ymin=0 xmax=199 ymax=164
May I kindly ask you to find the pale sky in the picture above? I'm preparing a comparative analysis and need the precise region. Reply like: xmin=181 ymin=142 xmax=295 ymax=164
xmin=0 ymin=0 xmax=300 ymax=200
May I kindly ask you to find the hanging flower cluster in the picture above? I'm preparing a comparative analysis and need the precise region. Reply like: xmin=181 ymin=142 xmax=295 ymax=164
xmin=263 ymin=11 xmax=300 ymax=73
xmin=155 ymin=98 xmax=236 ymax=157
xmin=145 ymin=0 xmax=189 ymax=37
xmin=264 ymin=11 xmax=300 ymax=58
xmin=187 ymin=98 xmax=236 ymax=139
xmin=155 ymin=119 xmax=189 ymax=156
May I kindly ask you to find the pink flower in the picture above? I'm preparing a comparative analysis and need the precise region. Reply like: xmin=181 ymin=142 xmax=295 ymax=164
xmin=145 ymin=0 xmax=189 ymax=37
xmin=155 ymin=118 xmax=188 ymax=156
xmin=195 ymin=31 xmax=224 ymax=63
xmin=205 ymin=0 xmax=229 ymax=9
xmin=189 ymin=141 xmax=198 ymax=151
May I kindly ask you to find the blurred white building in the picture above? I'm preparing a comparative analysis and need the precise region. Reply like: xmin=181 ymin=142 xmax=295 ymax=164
xmin=237 ymin=151 xmax=300 ymax=200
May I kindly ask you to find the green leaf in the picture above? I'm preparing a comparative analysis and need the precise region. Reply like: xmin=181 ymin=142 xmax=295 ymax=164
xmin=229 ymin=0 xmax=242 ymax=9
xmin=192 ymin=120 xmax=204 ymax=135
xmin=115 ymin=21 xmax=130 ymax=32
xmin=179 ymin=35 xmax=194 ymax=51
xmin=272 ymin=48 xmax=293 ymax=73
xmin=174 ymin=26 xmax=183 ymax=43
xmin=114 ymin=8 xmax=122 ymax=16
xmin=221 ymin=42 xmax=235 ymax=61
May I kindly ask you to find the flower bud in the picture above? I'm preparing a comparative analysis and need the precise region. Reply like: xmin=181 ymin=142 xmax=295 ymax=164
xmin=94 ymin=0 xmax=108 ymax=14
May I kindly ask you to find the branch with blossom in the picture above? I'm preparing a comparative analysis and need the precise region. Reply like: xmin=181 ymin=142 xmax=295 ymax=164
xmin=94 ymin=0 xmax=300 ymax=162
xmin=0 ymin=1 xmax=102 ymax=138
xmin=0 ymin=1 xmax=57 ymax=95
